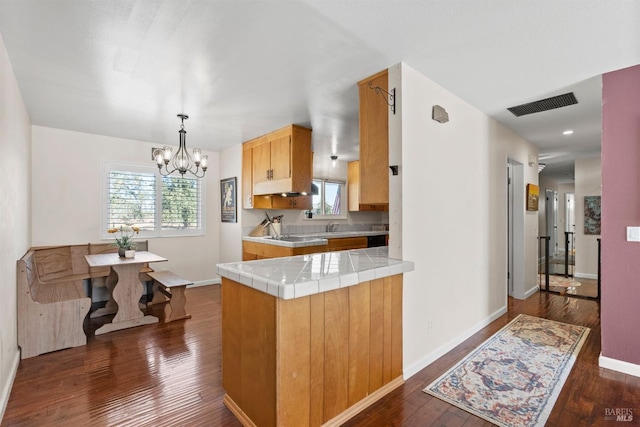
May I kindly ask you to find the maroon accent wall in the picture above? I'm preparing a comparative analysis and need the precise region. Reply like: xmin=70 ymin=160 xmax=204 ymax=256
xmin=601 ymin=64 xmax=640 ymax=364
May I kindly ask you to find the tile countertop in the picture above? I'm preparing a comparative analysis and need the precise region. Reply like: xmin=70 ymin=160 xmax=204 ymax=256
xmin=217 ymin=247 xmax=414 ymax=300
xmin=242 ymin=230 xmax=389 ymax=248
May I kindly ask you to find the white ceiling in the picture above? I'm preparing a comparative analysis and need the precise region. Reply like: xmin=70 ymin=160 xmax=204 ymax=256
xmin=1 ymin=1 xmax=639 ymax=183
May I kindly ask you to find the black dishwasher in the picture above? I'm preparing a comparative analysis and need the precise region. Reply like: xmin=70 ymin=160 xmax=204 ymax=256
xmin=367 ymin=234 xmax=387 ymax=247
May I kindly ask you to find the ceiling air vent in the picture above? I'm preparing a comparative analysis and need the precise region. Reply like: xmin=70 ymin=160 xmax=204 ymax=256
xmin=507 ymin=92 xmax=578 ymax=117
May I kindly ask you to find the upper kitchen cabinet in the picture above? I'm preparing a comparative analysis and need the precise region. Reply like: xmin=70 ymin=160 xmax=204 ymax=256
xmin=242 ymin=125 xmax=313 ymax=209
xmin=350 ymin=69 xmax=389 ymax=211
xmin=242 ymin=145 xmax=254 ymax=209
xmin=252 ymin=125 xmax=311 ymax=196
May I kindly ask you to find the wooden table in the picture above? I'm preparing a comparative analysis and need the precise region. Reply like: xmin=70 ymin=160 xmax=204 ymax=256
xmin=84 ymin=251 xmax=168 ymax=335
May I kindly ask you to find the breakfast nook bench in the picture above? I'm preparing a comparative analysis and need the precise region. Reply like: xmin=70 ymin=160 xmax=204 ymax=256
xmin=17 ymin=241 xmax=154 ymax=358
xmin=17 ymin=248 xmax=92 ymax=359
xmin=146 ymin=270 xmax=192 ymax=323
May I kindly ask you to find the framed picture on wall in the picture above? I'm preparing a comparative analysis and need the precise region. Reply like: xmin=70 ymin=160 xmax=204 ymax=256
xmin=584 ymin=196 xmax=601 ymax=235
xmin=220 ymin=177 xmax=237 ymax=223
xmin=526 ymin=184 xmax=539 ymax=211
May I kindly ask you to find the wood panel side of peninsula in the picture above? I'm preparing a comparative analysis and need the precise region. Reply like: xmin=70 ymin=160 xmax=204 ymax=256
xmin=221 ymin=274 xmax=404 ymax=427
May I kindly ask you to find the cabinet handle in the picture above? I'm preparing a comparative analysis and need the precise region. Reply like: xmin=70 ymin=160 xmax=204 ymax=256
xmin=270 ymin=169 xmax=273 ymax=180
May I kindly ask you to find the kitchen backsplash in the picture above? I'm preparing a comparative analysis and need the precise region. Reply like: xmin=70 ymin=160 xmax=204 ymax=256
xmin=243 ymin=222 xmax=388 ymax=236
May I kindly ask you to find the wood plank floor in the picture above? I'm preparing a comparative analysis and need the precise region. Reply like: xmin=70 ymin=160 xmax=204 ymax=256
xmin=4 ymin=286 xmax=639 ymax=426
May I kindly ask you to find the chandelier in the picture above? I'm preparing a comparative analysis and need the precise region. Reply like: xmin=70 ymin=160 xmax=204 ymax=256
xmin=153 ymin=114 xmax=208 ymax=178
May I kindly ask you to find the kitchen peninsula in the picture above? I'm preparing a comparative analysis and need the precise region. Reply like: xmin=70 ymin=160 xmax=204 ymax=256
xmin=242 ymin=230 xmax=389 ymax=260
xmin=217 ymin=247 xmax=414 ymax=427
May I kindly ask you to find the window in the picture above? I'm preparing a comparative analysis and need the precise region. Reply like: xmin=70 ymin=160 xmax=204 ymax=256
xmin=103 ymin=162 xmax=204 ymax=237
xmin=310 ymin=179 xmax=346 ymax=218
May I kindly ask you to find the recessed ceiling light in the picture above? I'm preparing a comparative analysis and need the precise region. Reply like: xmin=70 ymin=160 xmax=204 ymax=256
xmin=563 ymin=130 xmax=574 ymax=135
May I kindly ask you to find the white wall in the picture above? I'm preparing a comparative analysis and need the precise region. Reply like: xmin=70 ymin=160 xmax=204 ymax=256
xmin=575 ymin=157 xmax=601 ymax=278
xmin=219 ymin=144 xmax=243 ymax=264
xmin=31 ymin=126 xmax=221 ymax=283
xmin=0 ymin=33 xmax=31 ymax=421
xmin=397 ymin=63 xmax=539 ymax=377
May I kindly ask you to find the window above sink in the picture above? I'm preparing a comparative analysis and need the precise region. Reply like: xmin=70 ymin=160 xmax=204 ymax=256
xmin=306 ymin=178 xmax=346 ymax=220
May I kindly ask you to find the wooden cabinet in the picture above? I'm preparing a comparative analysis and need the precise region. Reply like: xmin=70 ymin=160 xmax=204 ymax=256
xmin=242 ymin=125 xmax=313 ymax=209
xmin=222 ymin=274 xmax=404 ymax=426
xmin=349 ymin=69 xmax=389 ymax=212
xmin=270 ymin=195 xmax=312 ymax=210
xmin=326 ymin=236 xmax=367 ymax=251
xmin=243 ymin=237 xmax=370 ymax=261
xmin=250 ymin=125 xmax=312 ymax=196
xmin=242 ymin=241 xmax=321 ymax=261
xmin=242 ymin=145 xmax=254 ymax=209
xmin=246 ymin=193 xmax=312 ymax=211
xmin=348 ymin=160 xmax=388 ymax=211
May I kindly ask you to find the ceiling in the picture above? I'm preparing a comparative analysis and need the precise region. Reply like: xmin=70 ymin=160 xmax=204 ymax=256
xmin=1 ymin=1 xmax=639 ymax=183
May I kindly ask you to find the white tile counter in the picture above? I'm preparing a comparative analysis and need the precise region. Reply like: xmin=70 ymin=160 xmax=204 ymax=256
xmin=241 ymin=230 xmax=389 ymax=248
xmin=241 ymin=235 xmax=328 ymax=248
xmin=217 ymin=247 xmax=414 ymax=300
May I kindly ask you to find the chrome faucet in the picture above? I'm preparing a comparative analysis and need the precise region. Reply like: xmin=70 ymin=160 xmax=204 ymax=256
xmin=326 ymin=222 xmax=337 ymax=232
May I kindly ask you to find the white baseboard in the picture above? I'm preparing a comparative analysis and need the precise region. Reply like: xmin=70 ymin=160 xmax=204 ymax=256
xmin=599 ymin=354 xmax=640 ymax=378
xmin=0 ymin=350 xmax=20 ymax=423
xmin=189 ymin=278 xmax=220 ymax=287
xmin=575 ymin=272 xmax=598 ymax=280
xmin=524 ymin=285 xmax=539 ymax=298
xmin=403 ymin=305 xmax=508 ymax=379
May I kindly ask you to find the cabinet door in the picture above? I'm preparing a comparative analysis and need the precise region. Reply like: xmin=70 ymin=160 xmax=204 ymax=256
xmin=253 ymin=142 xmax=272 ymax=185
xmin=293 ymin=195 xmax=312 ymax=210
xmin=269 ymin=195 xmax=312 ymax=210
xmin=358 ymin=70 xmax=389 ymax=206
xmin=269 ymin=135 xmax=291 ymax=181
xmin=270 ymin=196 xmax=294 ymax=209
xmin=347 ymin=161 xmax=360 ymax=211
xmin=242 ymin=148 xmax=253 ymax=209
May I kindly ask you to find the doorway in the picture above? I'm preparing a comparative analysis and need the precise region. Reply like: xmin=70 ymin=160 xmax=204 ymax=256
xmin=565 ymin=193 xmax=575 ymax=257
xmin=507 ymin=159 xmax=526 ymax=299
xmin=545 ymin=189 xmax=558 ymax=257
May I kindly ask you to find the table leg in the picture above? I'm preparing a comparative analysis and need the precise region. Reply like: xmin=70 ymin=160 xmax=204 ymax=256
xmin=95 ymin=263 xmax=158 ymax=335
xmin=90 ymin=270 xmax=118 ymax=318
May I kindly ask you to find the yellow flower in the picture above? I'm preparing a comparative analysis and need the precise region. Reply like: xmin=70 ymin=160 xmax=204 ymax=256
xmin=107 ymin=225 xmax=140 ymax=249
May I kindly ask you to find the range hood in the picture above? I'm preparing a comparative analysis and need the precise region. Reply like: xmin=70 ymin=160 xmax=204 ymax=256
xmin=278 ymin=182 xmax=319 ymax=198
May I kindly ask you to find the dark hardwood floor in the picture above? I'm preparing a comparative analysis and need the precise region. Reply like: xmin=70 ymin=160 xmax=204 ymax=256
xmin=4 ymin=286 xmax=639 ymax=426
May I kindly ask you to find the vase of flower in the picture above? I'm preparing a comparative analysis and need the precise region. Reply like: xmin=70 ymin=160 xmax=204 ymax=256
xmin=107 ymin=225 xmax=140 ymax=258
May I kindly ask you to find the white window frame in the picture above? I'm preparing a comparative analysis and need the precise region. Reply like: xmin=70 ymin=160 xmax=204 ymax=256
xmin=306 ymin=178 xmax=347 ymax=220
xmin=101 ymin=161 xmax=205 ymax=239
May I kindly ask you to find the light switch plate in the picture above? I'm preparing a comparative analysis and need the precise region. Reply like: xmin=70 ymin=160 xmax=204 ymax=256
xmin=626 ymin=226 xmax=640 ymax=242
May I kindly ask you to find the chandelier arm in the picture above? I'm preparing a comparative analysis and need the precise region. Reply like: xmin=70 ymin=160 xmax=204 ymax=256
xmin=186 ymin=166 xmax=206 ymax=179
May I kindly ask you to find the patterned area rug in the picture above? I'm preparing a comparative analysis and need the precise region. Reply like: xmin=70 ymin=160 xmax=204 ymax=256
xmin=424 ymin=314 xmax=589 ymax=427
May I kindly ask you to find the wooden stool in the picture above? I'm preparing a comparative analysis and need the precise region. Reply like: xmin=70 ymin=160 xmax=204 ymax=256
xmin=147 ymin=271 xmax=192 ymax=323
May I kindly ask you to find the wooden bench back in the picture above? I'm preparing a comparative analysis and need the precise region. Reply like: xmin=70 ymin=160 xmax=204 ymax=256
xmin=88 ymin=243 xmax=117 ymax=278
xmin=32 ymin=245 xmax=89 ymax=282
xmin=17 ymin=251 xmax=38 ymax=301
